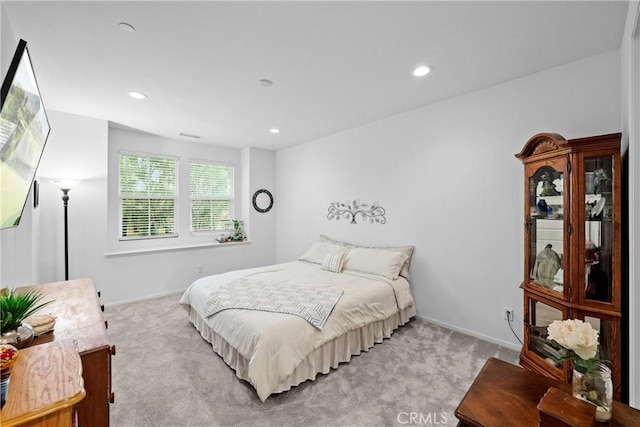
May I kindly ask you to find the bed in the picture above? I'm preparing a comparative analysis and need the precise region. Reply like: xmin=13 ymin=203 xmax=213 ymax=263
xmin=179 ymin=237 xmax=416 ymax=401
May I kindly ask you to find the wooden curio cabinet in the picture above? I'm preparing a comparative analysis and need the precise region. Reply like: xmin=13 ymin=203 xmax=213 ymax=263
xmin=515 ymin=132 xmax=624 ymax=400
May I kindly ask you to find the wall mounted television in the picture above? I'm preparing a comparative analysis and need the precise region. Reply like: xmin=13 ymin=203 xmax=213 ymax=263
xmin=0 ymin=39 xmax=50 ymax=229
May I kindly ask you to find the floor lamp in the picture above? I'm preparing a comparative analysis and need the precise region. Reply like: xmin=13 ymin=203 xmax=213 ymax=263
xmin=51 ymin=179 xmax=81 ymax=281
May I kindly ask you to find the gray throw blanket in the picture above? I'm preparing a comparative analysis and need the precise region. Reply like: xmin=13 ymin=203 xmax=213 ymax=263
xmin=205 ymin=277 xmax=343 ymax=330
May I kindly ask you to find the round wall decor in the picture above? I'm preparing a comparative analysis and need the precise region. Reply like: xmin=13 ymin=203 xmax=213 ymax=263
xmin=252 ymin=189 xmax=273 ymax=213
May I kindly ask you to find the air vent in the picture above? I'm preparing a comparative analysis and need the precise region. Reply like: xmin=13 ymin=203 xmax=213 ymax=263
xmin=179 ymin=133 xmax=201 ymax=139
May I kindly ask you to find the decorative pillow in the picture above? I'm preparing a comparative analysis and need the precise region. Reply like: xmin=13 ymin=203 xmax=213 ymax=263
xmin=298 ymin=241 xmax=346 ymax=264
xmin=321 ymin=250 xmax=348 ymax=273
xmin=343 ymin=247 xmax=409 ymax=280
xmin=320 ymin=235 xmax=414 ymax=280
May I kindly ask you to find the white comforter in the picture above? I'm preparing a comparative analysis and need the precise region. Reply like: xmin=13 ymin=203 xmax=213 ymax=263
xmin=179 ymin=261 xmax=415 ymax=400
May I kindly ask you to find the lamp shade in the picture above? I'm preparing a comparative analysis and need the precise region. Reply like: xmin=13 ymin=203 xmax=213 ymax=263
xmin=50 ymin=179 xmax=81 ymax=191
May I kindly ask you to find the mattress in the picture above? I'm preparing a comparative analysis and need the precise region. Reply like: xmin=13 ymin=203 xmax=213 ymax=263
xmin=179 ymin=261 xmax=416 ymax=401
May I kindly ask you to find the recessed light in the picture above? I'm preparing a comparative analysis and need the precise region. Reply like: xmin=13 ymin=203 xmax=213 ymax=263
xmin=269 ymin=128 xmax=280 ymax=134
xmin=118 ymin=22 xmax=135 ymax=33
xmin=128 ymin=91 xmax=147 ymax=100
xmin=413 ymin=65 xmax=432 ymax=77
xmin=258 ymin=79 xmax=274 ymax=87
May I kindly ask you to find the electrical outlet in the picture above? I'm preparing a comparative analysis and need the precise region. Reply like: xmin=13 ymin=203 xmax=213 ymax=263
xmin=503 ymin=307 xmax=514 ymax=321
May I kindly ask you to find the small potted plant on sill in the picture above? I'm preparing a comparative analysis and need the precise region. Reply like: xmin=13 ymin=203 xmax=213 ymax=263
xmin=0 ymin=288 xmax=53 ymax=349
xmin=229 ymin=219 xmax=246 ymax=242
xmin=216 ymin=220 xmax=246 ymax=243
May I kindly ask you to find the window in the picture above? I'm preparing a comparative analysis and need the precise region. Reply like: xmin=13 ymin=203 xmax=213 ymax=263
xmin=119 ymin=152 xmax=177 ymax=239
xmin=190 ymin=161 xmax=233 ymax=232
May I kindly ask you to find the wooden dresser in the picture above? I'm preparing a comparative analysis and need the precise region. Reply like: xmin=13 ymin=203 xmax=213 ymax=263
xmin=455 ymin=358 xmax=640 ymax=426
xmin=17 ymin=278 xmax=114 ymax=427
xmin=0 ymin=339 xmax=85 ymax=427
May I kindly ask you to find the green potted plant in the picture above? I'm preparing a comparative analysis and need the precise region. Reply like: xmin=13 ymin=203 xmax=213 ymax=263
xmin=229 ymin=219 xmax=246 ymax=242
xmin=0 ymin=288 xmax=53 ymax=348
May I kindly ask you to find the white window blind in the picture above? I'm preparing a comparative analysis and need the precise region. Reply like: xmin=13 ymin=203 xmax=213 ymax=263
xmin=190 ymin=161 xmax=233 ymax=232
xmin=119 ymin=152 xmax=177 ymax=239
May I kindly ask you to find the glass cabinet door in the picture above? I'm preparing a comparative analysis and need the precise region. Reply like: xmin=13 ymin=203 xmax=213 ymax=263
xmin=527 ymin=297 xmax=565 ymax=370
xmin=582 ymin=315 xmax=614 ymax=364
xmin=528 ymin=165 xmax=564 ymax=295
xmin=583 ymin=156 xmax=614 ymax=303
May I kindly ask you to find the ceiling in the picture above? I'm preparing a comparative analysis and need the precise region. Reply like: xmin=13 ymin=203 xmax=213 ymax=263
xmin=3 ymin=1 xmax=629 ymax=150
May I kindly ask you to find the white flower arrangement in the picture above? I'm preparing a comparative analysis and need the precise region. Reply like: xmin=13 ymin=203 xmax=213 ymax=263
xmin=547 ymin=319 xmax=613 ymax=421
xmin=547 ymin=319 xmax=601 ymax=372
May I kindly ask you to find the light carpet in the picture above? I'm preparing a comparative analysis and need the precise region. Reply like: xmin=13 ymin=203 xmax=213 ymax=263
xmin=106 ymin=293 xmax=519 ymax=427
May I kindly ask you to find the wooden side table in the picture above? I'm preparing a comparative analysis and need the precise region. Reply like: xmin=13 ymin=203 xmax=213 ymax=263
xmin=455 ymin=357 xmax=640 ymax=426
xmin=0 ymin=339 xmax=85 ymax=427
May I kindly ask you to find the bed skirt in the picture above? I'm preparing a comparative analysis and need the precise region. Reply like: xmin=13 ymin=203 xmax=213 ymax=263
xmin=187 ymin=305 xmax=416 ymax=400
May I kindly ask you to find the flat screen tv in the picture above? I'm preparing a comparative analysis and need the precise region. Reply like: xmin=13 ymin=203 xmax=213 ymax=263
xmin=0 ymin=39 xmax=50 ymax=228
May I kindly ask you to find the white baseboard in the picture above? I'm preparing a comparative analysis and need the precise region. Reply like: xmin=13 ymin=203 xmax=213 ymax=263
xmin=415 ymin=314 xmax=523 ymax=352
xmin=103 ymin=288 xmax=186 ymax=308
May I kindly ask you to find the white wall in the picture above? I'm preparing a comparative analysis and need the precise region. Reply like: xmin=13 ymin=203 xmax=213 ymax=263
xmin=0 ymin=109 xmax=276 ymax=304
xmin=621 ymin=0 xmax=640 ymax=408
xmin=276 ymin=50 xmax=621 ymax=350
xmin=241 ymin=147 xmax=277 ymax=267
xmin=36 ymin=110 xmax=109 ymax=284
xmin=0 ymin=1 xmax=15 ymax=76
xmin=0 ymin=8 xmax=38 ymax=288
xmin=25 ymin=117 xmax=277 ymax=305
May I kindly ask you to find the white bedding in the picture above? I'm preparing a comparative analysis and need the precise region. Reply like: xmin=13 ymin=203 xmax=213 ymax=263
xmin=179 ymin=261 xmax=415 ymax=401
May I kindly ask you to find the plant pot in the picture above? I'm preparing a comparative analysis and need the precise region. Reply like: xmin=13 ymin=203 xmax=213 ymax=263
xmin=0 ymin=322 xmax=34 ymax=349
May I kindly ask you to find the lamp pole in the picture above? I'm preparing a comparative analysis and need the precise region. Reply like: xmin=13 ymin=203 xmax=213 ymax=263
xmin=51 ymin=179 xmax=80 ymax=281
xmin=61 ymin=189 xmax=70 ymax=280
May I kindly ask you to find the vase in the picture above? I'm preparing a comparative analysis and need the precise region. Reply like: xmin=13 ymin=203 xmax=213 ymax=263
xmin=572 ymin=363 xmax=613 ymax=422
xmin=0 ymin=322 xmax=34 ymax=349
xmin=0 ymin=370 xmax=10 ymax=407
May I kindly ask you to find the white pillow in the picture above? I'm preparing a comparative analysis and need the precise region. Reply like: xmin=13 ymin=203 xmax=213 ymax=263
xmin=343 ymin=247 xmax=409 ymax=280
xmin=319 ymin=235 xmax=414 ymax=280
xmin=299 ymin=242 xmax=345 ymax=264
xmin=321 ymin=251 xmax=347 ymax=273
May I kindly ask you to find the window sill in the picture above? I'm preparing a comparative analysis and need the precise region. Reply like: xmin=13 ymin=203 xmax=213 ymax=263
xmin=105 ymin=240 xmax=251 ymax=257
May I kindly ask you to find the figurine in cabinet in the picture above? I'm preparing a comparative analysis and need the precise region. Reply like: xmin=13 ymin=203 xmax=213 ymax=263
xmin=532 ymin=244 xmax=562 ymax=288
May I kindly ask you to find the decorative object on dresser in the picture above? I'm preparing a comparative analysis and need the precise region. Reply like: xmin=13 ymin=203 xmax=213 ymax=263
xmin=50 ymin=179 xmax=81 ymax=281
xmin=0 ymin=339 xmax=85 ymax=427
xmin=22 ymin=314 xmax=56 ymax=336
xmin=0 ymin=344 xmax=18 ymax=407
xmin=327 ymin=199 xmax=386 ymax=224
xmin=0 ymin=287 xmax=54 ymax=349
xmin=537 ymin=387 xmax=597 ymax=427
xmin=515 ymin=132 xmax=625 ymax=401
xmin=17 ymin=278 xmax=114 ymax=427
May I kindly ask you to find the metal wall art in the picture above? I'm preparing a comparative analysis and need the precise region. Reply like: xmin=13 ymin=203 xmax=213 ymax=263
xmin=327 ymin=200 xmax=386 ymax=224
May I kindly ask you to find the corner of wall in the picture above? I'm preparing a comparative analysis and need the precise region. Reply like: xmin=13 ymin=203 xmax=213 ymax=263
xmin=241 ymin=147 xmax=276 ymax=266
xmin=621 ymin=0 xmax=640 ymax=409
